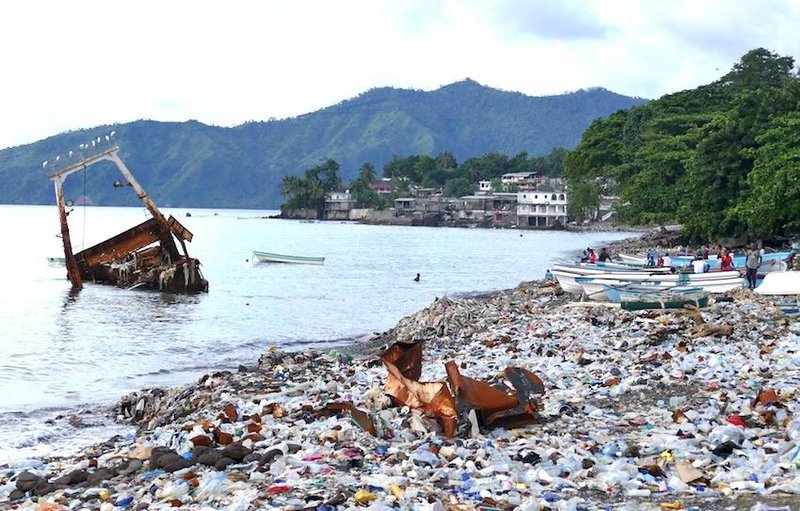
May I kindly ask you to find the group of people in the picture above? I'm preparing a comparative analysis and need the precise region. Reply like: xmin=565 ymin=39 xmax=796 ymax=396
xmin=655 ymin=242 xmax=763 ymax=289
xmin=581 ymin=247 xmax=611 ymax=264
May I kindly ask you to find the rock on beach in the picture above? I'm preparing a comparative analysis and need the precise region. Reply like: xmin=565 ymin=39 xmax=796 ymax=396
xmin=1 ymin=280 xmax=800 ymax=510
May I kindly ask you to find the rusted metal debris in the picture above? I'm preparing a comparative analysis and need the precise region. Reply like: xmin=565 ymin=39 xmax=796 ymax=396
xmin=379 ymin=340 xmax=544 ymax=437
xmin=48 ymin=146 xmax=208 ymax=293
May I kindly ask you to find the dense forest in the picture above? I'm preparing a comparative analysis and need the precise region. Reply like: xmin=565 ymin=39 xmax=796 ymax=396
xmin=0 ymin=82 xmax=645 ymax=209
xmin=564 ymin=48 xmax=800 ymax=241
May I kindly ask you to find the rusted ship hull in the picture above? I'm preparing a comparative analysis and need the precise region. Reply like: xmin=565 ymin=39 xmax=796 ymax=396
xmin=47 ymin=145 xmax=209 ymax=293
xmin=74 ymin=217 xmax=208 ymax=292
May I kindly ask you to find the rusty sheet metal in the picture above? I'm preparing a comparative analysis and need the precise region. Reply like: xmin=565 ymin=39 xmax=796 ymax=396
xmin=167 ymin=215 xmax=194 ymax=242
xmin=379 ymin=340 xmax=422 ymax=380
xmin=504 ymin=366 xmax=545 ymax=401
xmin=382 ymin=356 xmax=458 ymax=437
xmin=379 ymin=341 xmax=544 ymax=437
xmin=444 ymin=361 xmax=518 ymax=415
xmin=444 ymin=361 xmax=544 ymax=431
xmin=76 ymin=218 xmax=161 ymax=267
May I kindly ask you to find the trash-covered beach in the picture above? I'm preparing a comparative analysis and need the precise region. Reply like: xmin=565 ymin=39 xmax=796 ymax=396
xmin=3 ymin=271 xmax=800 ymax=509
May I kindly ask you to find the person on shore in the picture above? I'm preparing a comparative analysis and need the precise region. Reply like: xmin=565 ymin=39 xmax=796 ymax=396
xmin=656 ymin=254 xmax=664 ymax=268
xmin=588 ymin=248 xmax=597 ymax=264
xmin=745 ymin=243 xmax=762 ymax=289
xmin=702 ymin=245 xmax=710 ymax=259
xmin=720 ymin=248 xmax=735 ymax=272
xmin=663 ymin=252 xmax=672 ymax=268
xmin=692 ymin=254 xmax=709 ymax=274
xmin=598 ymin=247 xmax=610 ymax=262
xmin=785 ymin=238 xmax=799 ymax=267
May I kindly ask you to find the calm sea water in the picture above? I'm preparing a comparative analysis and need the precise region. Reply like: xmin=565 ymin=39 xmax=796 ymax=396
xmin=0 ymin=204 xmax=633 ymax=461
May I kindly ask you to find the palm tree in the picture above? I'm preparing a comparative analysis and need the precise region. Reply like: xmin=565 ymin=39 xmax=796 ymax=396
xmin=305 ymin=177 xmax=324 ymax=219
xmin=357 ymin=162 xmax=376 ymax=186
xmin=280 ymin=175 xmax=305 ymax=210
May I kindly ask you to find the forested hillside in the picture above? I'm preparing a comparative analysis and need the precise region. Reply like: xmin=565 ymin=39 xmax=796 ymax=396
xmin=0 ymin=80 xmax=646 ymax=208
xmin=565 ymin=48 xmax=800 ymax=240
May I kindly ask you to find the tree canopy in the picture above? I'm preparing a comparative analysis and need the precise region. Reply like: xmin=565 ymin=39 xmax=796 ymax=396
xmin=564 ymin=48 xmax=800 ymax=241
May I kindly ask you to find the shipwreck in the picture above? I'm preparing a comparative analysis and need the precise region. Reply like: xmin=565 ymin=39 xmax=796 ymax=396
xmin=48 ymin=146 xmax=208 ymax=293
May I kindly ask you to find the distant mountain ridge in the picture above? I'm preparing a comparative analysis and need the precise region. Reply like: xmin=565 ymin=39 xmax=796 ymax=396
xmin=0 ymin=80 xmax=647 ymax=208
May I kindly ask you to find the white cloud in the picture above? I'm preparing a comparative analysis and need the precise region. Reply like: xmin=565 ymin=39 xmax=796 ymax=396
xmin=0 ymin=0 xmax=798 ymax=149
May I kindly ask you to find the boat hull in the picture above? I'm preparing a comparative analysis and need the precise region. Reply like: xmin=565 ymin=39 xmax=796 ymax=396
xmin=621 ymin=295 xmax=709 ymax=311
xmin=252 ymin=251 xmax=325 ymax=265
xmin=754 ymin=271 xmax=800 ymax=295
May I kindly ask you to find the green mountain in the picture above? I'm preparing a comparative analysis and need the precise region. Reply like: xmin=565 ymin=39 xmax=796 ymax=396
xmin=0 ymin=79 xmax=647 ymax=208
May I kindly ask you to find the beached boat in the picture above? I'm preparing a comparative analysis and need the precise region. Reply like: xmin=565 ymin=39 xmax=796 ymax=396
xmin=620 ymin=291 xmax=709 ymax=311
xmin=754 ymin=271 xmax=800 ymax=295
xmin=252 ymin=250 xmax=325 ymax=265
xmin=554 ymin=263 xmax=742 ymax=298
xmin=576 ymin=276 xmax=742 ymax=301
xmin=616 ymin=253 xmax=648 ymax=266
xmin=551 ymin=263 xmax=672 ymax=276
xmin=603 ymin=284 xmax=704 ymax=303
xmin=665 ymin=251 xmax=791 ymax=271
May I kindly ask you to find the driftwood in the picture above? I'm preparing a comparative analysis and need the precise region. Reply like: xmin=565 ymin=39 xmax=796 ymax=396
xmin=683 ymin=304 xmax=734 ymax=337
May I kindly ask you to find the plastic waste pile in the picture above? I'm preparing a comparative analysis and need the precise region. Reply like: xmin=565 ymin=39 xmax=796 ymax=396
xmin=1 ymin=281 xmax=799 ymax=510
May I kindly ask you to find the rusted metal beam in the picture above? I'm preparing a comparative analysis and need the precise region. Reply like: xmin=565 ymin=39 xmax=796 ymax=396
xmin=106 ymin=150 xmax=181 ymax=262
xmin=53 ymin=176 xmax=82 ymax=289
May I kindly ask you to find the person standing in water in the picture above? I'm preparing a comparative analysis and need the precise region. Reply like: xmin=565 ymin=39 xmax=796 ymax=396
xmin=414 ymin=273 xmax=420 ymax=282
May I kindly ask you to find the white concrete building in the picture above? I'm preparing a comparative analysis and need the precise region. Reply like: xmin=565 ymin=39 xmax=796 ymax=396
xmin=516 ymin=191 xmax=568 ymax=228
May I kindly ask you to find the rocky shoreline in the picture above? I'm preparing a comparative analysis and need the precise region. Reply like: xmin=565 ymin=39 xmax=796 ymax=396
xmin=3 ymin=251 xmax=800 ymax=510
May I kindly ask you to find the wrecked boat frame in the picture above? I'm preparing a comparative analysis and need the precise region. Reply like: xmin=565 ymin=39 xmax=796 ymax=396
xmin=48 ymin=146 xmax=209 ymax=293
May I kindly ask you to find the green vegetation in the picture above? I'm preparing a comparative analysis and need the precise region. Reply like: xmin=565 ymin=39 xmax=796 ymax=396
xmin=564 ymin=48 xmax=800 ymax=240
xmin=280 ymin=159 xmax=342 ymax=216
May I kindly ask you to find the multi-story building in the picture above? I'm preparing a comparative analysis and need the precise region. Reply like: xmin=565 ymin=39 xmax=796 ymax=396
xmin=516 ymin=191 xmax=568 ymax=228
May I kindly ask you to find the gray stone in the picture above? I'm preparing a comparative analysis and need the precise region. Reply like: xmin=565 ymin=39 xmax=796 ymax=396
xmin=221 ymin=443 xmax=252 ymax=462
xmin=214 ymin=456 xmax=235 ymax=471
xmin=196 ymin=448 xmax=223 ymax=466
xmin=15 ymin=471 xmax=41 ymax=491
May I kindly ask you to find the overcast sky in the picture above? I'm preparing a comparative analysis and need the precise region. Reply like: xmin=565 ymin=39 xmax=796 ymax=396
xmin=1 ymin=0 xmax=798 ymax=150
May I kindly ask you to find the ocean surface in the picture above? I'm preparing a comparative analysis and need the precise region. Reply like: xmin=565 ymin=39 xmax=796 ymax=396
xmin=0 ymin=204 xmax=634 ymax=462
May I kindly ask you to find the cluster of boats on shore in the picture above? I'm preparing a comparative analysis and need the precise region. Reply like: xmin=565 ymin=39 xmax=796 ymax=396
xmin=552 ymin=249 xmax=797 ymax=310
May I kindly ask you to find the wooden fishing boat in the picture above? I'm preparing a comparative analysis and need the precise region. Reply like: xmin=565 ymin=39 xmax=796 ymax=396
xmin=252 ymin=250 xmax=325 ymax=265
xmin=619 ymin=290 xmax=709 ymax=311
xmin=576 ymin=275 xmax=743 ymax=301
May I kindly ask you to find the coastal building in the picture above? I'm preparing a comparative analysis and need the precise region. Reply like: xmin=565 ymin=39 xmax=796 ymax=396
xmin=516 ymin=191 xmax=568 ymax=228
xmin=324 ymin=191 xmax=356 ymax=220
xmin=368 ymin=180 xmax=393 ymax=196
xmin=456 ymin=193 xmax=518 ymax=227
xmin=478 ymin=180 xmax=492 ymax=193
